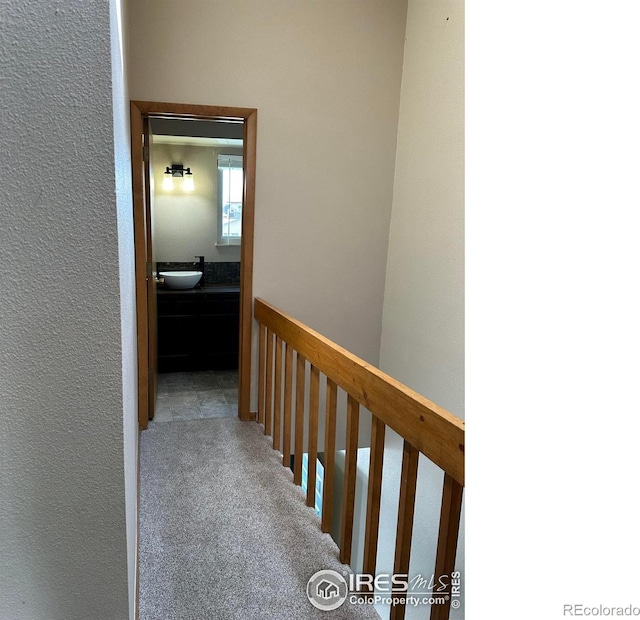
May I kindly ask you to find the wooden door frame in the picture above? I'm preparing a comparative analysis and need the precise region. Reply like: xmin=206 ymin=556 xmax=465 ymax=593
xmin=130 ymin=100 xmax=257 ymax=428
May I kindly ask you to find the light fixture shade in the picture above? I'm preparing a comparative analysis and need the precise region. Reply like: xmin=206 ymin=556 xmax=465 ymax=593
xmin=183 ymin=171 xmax=195 ymax=192
xmin=162 ymin=173 xmax=174 ymax=191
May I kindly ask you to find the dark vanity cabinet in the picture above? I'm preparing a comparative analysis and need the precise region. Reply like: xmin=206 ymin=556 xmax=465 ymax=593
xmin=156 ymin=287 xmax=240 ymax=372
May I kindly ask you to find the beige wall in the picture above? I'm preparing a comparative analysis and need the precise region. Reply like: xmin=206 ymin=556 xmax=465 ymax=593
xmin=128 ymin=0 xmax=408 ymax=376
xmin=377 ymin=1 xmax=464 ymax=618
xmin=380 ymin=0 xmax=464 ymax=416
xmin=151 ymin=143 xmax=242 ymax=263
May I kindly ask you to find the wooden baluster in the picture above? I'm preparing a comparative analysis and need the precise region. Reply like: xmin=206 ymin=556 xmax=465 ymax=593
xmin=362 ymin=416 xmax=386 ymax=584
xmin=306 ymin=364 xmax=320 ymax=508
xmin=339 ymin=395 xmax=360 ymax=565
xmin=390 ymin=440 xmax=419 ymax=620
xmin=257 ymin=323 xmax=266 ymax=426
xmin=253 ymin=298 xmax=465 ymax=489
xmin=264 ymin=329 xmax=274 ymax=436
xmin=293 ymin=353 xmax=306 ymax=486
xmin=321 ymin=378 xmax=337 ymax=533
xmin=430 ymin=474 xmax=463 ymax=620
xmin=273 ymin=335 xmax=283 ymax=451
xmin=282 ymin=343 xmax=293 ymax=468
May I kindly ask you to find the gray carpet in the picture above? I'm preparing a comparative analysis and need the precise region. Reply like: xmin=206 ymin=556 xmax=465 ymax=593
xmin=139 ymin=417 xmax=381 ymax=619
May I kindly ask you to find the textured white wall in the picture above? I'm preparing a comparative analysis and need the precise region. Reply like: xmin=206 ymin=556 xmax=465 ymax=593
xmin=378 ymin=1 xmax=465 ymax=618
xmin=128 ymin=0 xmax=407 ymax=371
xmin=151 ymin=143 xmax=242 ymax=263
xmin=0 ymin=1 xmax=132 ymax=618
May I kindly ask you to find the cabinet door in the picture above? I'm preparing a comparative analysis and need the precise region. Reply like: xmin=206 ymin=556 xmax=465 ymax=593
xmin=157 ymin=291 xmax=240 ymax=372
xmin=158 ymin=316 xmax=197 ymax=356
xmin=198 ymin=311 xmax=240 ymax=369
xmin=201 ymin=294 xmax=240 ymax=316
xmin=157 ymin=314 xmax=199 ymax=372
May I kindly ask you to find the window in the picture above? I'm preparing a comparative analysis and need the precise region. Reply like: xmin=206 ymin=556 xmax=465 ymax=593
xmin=300 ymin=452 xmax=324 ymax=518
xmin=217 ymin=153 xmax=243 ymax=245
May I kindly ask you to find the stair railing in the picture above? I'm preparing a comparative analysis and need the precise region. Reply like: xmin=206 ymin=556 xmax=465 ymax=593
xmin=254 ymin=297 xmax=464 ymax=620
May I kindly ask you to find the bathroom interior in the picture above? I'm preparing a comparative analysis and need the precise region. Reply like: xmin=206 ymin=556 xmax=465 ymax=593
xmin=149 ymin=117 xmax=244 ymax=423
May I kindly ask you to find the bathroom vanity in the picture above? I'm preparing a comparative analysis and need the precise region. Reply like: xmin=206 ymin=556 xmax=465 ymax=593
xmin=156 ymin=285 xmax=240 ymax=373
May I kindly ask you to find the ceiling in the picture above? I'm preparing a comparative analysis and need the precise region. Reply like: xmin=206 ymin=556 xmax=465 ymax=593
xmin=151 ymin=134 xmax=242 ymax=148
xmin=150 ymin=117 xmax=243 ymax=148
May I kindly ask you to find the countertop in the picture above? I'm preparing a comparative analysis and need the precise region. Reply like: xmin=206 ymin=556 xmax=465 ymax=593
xmin=156 ymin=283 xmax=240 ymax=295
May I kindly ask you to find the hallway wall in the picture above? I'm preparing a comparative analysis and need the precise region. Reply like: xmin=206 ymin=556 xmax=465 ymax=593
xmin=0 ymin=1 xmax=133 ymax=618
xmin=378 ymin=1 xmax=465 ymax=618
xmin=127 ymin=0 xmax=408 ymax=385
xmin=380 ymin=0 xmax=464 ymax=418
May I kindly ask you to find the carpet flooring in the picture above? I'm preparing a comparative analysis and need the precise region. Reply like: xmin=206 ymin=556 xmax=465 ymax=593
xmin=139 ymin=417 xmax=381 ymax=619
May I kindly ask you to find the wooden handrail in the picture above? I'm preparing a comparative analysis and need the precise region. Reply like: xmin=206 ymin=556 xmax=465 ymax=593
xmin=254 ymin=297 xmax=464 ymax=485
xmin=255 ymin=297 xmax=464 ymax=620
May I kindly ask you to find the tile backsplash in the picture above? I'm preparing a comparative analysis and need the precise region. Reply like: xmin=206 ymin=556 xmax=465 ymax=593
xmin=156 ymin=261 xmax=240 ymax=286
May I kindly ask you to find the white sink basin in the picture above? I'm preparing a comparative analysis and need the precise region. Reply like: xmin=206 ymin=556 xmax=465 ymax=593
xmin=160 ymin=271 xmax=202 ymax=290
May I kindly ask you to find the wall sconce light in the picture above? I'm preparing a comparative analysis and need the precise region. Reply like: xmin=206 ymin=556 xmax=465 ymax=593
xmin=163 ymin=164 xmax=195 ymax=192
xmin=183 ymin=169 xmax=195 ymax=192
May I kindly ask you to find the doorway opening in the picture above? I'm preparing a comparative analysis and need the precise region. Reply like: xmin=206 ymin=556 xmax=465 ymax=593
xmin=130 ymin=102 xmax=257 ymax=429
